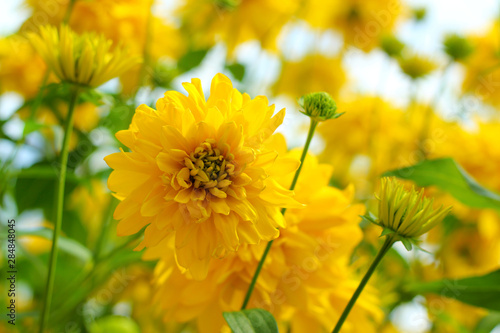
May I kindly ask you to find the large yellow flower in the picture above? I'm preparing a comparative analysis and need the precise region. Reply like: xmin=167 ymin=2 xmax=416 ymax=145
xmin=105 ymin=74 xmax=300 ymax=279
xmin=144 ymin=137 xmax=382 ymax=332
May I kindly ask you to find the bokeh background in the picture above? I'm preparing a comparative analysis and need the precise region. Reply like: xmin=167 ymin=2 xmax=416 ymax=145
xmin=1 ymin=0 xmax=500 ymax=332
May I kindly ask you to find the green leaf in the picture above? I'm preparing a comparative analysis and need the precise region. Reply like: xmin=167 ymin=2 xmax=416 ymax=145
xmin=177 ymin=49 xmax=209 ymax=73
xmin=474 ymin=312 xmax=500 ymax=333
xmin=223 ymin=309 xmax=279 ymax=333
xmin=226 ymin=63 xmax=246 ymax=81
xmin=89 ymin=316 xmax=140 ymax=333
xmin=14 ymin=163 xmax=79 ymax=218
xmin=383 ymin=158 xmax=500 ymax=211
xmin=18 ymin=228 xmax=93 ymax=264
xmin=400 ymin=237 xmax=413 ymax=251
xmin=380 ymin=228 xmax=394 ymax=237
xmin=406 ymin=269 xmax=500 ymax=311
xmin=23 ymin=119 xmax=47 ymax=136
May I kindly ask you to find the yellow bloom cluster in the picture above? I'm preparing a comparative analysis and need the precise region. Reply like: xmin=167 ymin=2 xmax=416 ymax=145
xmin=273 ymin=54 xmax=346 ymax=99
xmin=145 ymin=140 xmax=382 ymax=332
xmin=0 ymin=36 xmax=48 ymax=97
xmin=301 ymin=0 xmax=404 ymax=52
xmin=105 ymin=74 xmax=301 ymax=279
xmin=177 ymin=0 xmax=300 ymax=55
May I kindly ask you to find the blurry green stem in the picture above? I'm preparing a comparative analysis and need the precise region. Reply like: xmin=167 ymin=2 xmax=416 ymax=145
xmin=39 ymin=87 xmax=79 ymax=333
xmin=133 ymin=0 xmax=154 ymax=100
xmin=63 ymin=0 xmax=77 ymax=24
xmin=331 ymin=236 xmax=395 ymax=333
xmin=240 ymin=119 xmax=318 ymax=310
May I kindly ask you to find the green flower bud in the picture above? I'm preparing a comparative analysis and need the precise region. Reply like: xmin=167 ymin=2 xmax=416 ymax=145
xmin=298 ymin=92 xmax=343 ymax=122
xmin=398 ymin=53 xmax=437 ymax=80
xmin=380 ymin=34 xmax=405 ymax=58
xmin=413 ymin=7 xmax=427 ymax=22
xmin=364 ymin=178 xmax=451 ymax=251
xmin=443 ymin=34 xmax=474 ymax=62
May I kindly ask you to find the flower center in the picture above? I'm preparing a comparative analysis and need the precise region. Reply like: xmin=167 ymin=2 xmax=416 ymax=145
xmin=184 ymin=139 xmax=235 ymax=198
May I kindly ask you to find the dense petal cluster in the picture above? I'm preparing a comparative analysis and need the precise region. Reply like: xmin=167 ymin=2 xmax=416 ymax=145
xmin=27 ymin=25 xmax=140 ymax=88
xmin=375 ymin=178 xmax=451 ymax=238
xmin=145 ymin=140 xmax=382 ymax=332
xmin=105 ymin=74 xmax=301 ymax=279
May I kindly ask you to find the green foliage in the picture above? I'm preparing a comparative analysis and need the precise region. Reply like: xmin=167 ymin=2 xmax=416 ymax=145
xmin=226 ymin=63 xmax=246 ymax=81
xmin=474 ymin=312 xmax=500 ymax=333
xmin=177 ymin=49 xmax=209 ymax=73
xmin=18 ymin=228 xmax=93 ymax=264
xmin=89 ymin=316 xmax=140 ymax=333
xmin=15 ymin=163 xmax=79 ymax=218
xmin=383 ymin=158 xmax=500 ymax=211
xmin=223 ymin=309 xmax=279 ymax=333
xmin=407 ymin=269 xmax=500 ymax=311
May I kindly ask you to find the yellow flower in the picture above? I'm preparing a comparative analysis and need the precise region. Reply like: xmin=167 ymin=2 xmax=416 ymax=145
xmin=374 ymin=178 xmax=451 ymax=240
xmin=22 ymin=0 xmax=185 ymax=94
xmin=177 ymin=0 xmax=300 ymax=55
xmin=145 ymin=140 xmax=382 ymax=332
xmin=273 ymin=54 xmax=346 ymax=99
xmin=461 ymin=23 xmax=500 ymax=107
xmin=105 ymin=74 xmax=301 ymax=279
xmin=68 ymin=179 xmax=111 ymax=246
xmin=398 ymin=53 xmax=437 ymax=80
xmin=0 ymin=36 xmax=50 ymax=98
xmin=27 ymin=25 xmax=140 ymax=88
xmin=301 ymin=0 xmax=404 ymax=52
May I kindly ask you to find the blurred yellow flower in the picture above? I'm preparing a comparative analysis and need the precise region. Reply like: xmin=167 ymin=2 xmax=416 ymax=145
xmin=461 ymin=24 xmax=500 ymax=107
xmin=145 ymin=139 xmax=382 ymax=332
xmin=178 ymin=0 xmax=300 ymax=54
xmin=318 ymin=97 xmax=420 ymax=192
xmin=301 ymin=0 xmax=404 ymax=52
xmin=273 ymin=54 xmax=346 ymax=98
xmin=105 ymin=74 xmax=301 ymax=280
xmin=27 ymin=25 xmax=140 ymax=88
xmin=23 ymin=0 xmax=185 ymax=94
xmin=0 ymin=36 xmax=49 ymax=98
xmin=68 ymin=179 xmax=111 ymax=246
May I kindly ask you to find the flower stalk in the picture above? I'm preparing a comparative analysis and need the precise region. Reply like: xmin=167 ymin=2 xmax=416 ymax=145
xmin=241 ymin=117 xmax=318 ymax=310
xmin=332 ymin=236 xmax=395 ymax=333
xmin=39 ymin=87 xmax=80 ymax=333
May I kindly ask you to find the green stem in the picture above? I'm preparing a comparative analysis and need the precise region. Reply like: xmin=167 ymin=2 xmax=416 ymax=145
xmin=38 ymin=87 xmax=79 ymax=333
xmin=331 ymin=236 xmax=395 ymax=333
xmin=240 ymin=119 xmax=319 ymax=310
xmin=63 ymin=0 xmax=77 ymax=24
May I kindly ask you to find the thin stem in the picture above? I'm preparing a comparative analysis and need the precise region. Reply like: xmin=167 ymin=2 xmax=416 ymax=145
xmin=38 ymin=87 xmax=79 ymax=333
xmin=240 ymin=119 xmax=319 ymax=310
xmin=63 ymin=0 xmax=77 ymax=24
xmin=331 ymin=236 xmax=395 ymax=333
